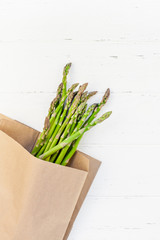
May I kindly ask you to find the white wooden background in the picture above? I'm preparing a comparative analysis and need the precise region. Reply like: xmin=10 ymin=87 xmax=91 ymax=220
xmin=0 ymin=0 xmax=160 ymax=239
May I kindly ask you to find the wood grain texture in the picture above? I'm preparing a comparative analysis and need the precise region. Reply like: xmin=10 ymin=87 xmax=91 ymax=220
xmin=0 ymin=0 xmax=160 ymax=239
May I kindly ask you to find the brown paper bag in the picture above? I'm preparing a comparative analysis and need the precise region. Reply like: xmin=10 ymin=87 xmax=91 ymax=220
xmin=0 ymin=114 xmax=101 ymax=240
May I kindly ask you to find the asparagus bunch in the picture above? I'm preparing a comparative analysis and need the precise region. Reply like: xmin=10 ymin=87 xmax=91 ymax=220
xmin=31 ymin=63 xmax=112 ymax=166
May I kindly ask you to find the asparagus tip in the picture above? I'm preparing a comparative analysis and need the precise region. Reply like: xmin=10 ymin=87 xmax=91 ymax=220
xmin=68 ymin=83 xmax=79 ymax=94
xmin=58 ymin=82 xmax=63 ymax=89
xmin=101 ymin=88 xmax=110 ymax=104
xmin=103 ymin=111 xmax=112 ymax=120
xmin=78 ymin=83 xmax=88 ymax=94
xmin=87 ymin=91 xmax=98 ymax=99
xmin=74 ymin=83 xmax=79 ymax=88
xmin=105 ymin=88 xmax=110 ymax=98
xmin=63 ymin=63 xmax=72 ymax=76
xmin=92 ymin=111 xmax=112 ymax=126
xmin=44 ymin=117 xmax=50 ymax=130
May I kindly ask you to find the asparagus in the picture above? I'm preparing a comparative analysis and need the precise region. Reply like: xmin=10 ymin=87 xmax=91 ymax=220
xmin=80 ymin=91 xmax=97 ymax=103
xmin=39 ymin=111 xmax=112 ymax=160
xmin=86 ymin=89 xmax=110 ymax=125
xmin=39 ymin=130 xmax=84 ymax=160
xmin=77 ymin=103 xmax=87 ymax=122
xmin=35 ymin=83 xmax=85 ymax=160
xmin=31 ymin=116 xmax=50 ymax=156
xmin=86 ymin=91 xmax=97 ymax=100
xmin=47 ymin=83 xmax=88 ymax=152
xmin=50 ymin=83 xmax=79 ymax=122
xmin=61 ymin=111 xmax=112 ymax=165
xmin=50 ymin=101 xmax=86 ymax=163
xmin=62 ymin=63 xmax=72 ymax=98
xmin=48 ymin=82 xmax=63 ymax=119
xmin=42 ymin=86 xmax=86 ymax=161
xmin=36 ymin=90 xmax=75 ymax=159
xmin=35 ymin=108 xmax=63 ymax=157
xmin=61 ymin=137 xmax=81 ymax=166
xmin=32 ymin=63 xmax=112 ymax=166
xmin=81 ymin=91 xmax=88 ymax=102
xmin=55 ymin=103 xmax=97 ymax=164
xmin=70 ymin=103 xmax=87 ymax=133
xmin=74 ymin=103 xmax=97 ymax=131
xmin=44 ymin=90 xmax=76 ymax=153
xmin=60 ymin=90 xmax=111 ymax=164
xmin=32 ymin=82 xmax=78 ymax=156
xmin=61 ymin=101 xmax=87 ymax=141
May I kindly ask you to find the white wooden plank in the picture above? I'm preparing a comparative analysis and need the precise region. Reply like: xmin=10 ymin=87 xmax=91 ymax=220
xmin=0 ymin=0 xmax=160 ymax=42
xmin=78 ymin=145 xmax=160 ymax=197
xmin=0 ymin=41 xmax=160 ymax=93
xmin=68 ymin=197 xmax=160 ymax=240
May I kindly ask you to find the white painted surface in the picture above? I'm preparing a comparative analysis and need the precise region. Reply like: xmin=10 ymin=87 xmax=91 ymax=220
xmin=0 ymin=0 xmax=160 ymax=239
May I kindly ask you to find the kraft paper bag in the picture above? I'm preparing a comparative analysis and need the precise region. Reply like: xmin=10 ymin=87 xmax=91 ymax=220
xmin=0 ymin=114 xmax=101 ymax=240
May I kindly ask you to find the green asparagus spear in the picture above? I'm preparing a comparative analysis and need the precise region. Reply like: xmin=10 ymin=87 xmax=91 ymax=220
xmin=81 ymin=91 xmax=88 ymax=102
xmin=50 ymin=101 xmax=86 ymax=163
xmin=74 ymin=103 xmax=97 ymax=131
xmin=44 ymin=90 xmax=76 ymax=153
xmin=32 ymin=83 xmax=78 ymax=156
xmin=50 ymin=83 xmax=79 ymax=122
xmin=70 ymin=103 xmax=87 ymax=133
xmin=62 ymin=63 xmax=72 ymax=98
xmin=35 ymin=108 xmax=63 ymax=157
xmin=86 ymin=91 xmax=97 ymax=100
xmin=55 ymin=103 xmax=97 ymax=164
xmin=31 ymin=116 xmax=50 ymax=155
xmin=86 ymin=89 xmax=110 ymax=125
xmin=47 ymin=83 xmax=88 ymax=153
xmin=48 ymin=82 xmax=63 ymax=119
xmin=60 ymin=90 xmax=110 ymax=164
xmin=39 ymin=111 xmax=112 ymax=160
xmin=61 ymin=111 xmax=112 ymax=165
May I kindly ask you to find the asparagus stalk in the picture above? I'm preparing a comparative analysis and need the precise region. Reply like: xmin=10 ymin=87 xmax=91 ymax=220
xmin=50 ymin=101 xmax=86 ymax=163
xmin=45 ymin=84 xmax=78 ymax=141
xmin=77 ymin=103 xmax=87 ymax=122
xmin=55 ymin=103 xmax=97 ymax=164
xmin=61 ymin=137 xmax=81 ymax=166
xmin=38 ymin=82 xmax=63 ymax=147
xmin=60 ymin=101 xmax=87 ymax=142
xmin=44 ymin=91 xmax=76 ymax=153
xmin=70 ymin=103 xmax=87 ymax=133
xmin=60 ymin=90 xmax=110 ymax=164
xmin=32 ymin=63 xmax=112 ymax=167
xmin=86 ymin=89 xmax=110 ymax=125
xmin=35 ymin=108 xmax=63 ymax=157
xmin=39 ymin=111 xmax=112 ymax=160
xmin=86 ymin=91 xmax=97 ymax=100
xmin=38 ymin=85 xmax=82 ymax=161
xmin=50 ymin=83 xmax=79 ymax=123
xmin=62 ymin=63 xmax=72 ymax=98
xmin=81 ymin=91 xmax=88 ymax=102
xmin=31 ymin=116 xmax=50 ymax=155
xmin=39 ymin=129 xmax=84 ymax=160
xmin=41 ymin=87 xmax=84 ymax=161
xmin=48 ymin=82 xmax=63 ymax=119
xmin=47 ymin=83 xmax=88 ymax=152
xmin=32 ymin=83 xmax=78 ymax=156
xmin=61 ymin=111 xmax=112 ymax=165
xmin=74 ymin=103 xmax=97 ymax=131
